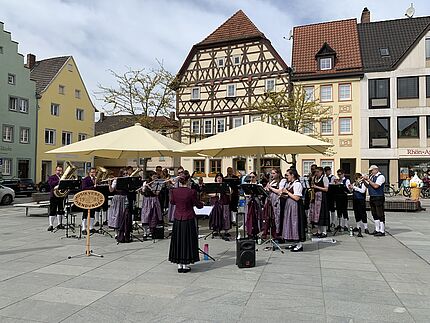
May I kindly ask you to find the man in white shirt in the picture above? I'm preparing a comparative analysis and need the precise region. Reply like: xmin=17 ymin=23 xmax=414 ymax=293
xmin=363 ymin=165 xmax=386 ymax=236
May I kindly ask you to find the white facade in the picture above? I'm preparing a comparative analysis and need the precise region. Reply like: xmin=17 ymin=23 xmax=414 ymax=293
xmin=360 ymin=30 xmax=430 ymax=184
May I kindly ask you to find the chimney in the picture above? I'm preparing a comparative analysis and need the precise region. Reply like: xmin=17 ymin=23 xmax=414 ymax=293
xmin=361 ymin=7 xmax=370 ymax=23
xmin=26 ymin=53 xmax=36 ymax=69
xmin=169 ymin=111 xmax=176 ymax=120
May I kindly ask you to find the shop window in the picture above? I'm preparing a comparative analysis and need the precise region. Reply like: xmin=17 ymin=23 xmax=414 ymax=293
xmin=398 ymin=116 xmax=419 ymax=138
xmin=369 ymin=117 xmax=390 ymax=148
xmin=369 ymin=78 xmax=390 ymax=108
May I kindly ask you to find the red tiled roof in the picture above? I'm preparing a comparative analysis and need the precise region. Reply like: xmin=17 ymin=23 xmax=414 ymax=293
xmin=30 ymin=56 xmax=70 ymax=93
xmin=199 ymin=10 xmax=265 ymax=45
xmin=292 ymin=19 xmax=362 ymax=78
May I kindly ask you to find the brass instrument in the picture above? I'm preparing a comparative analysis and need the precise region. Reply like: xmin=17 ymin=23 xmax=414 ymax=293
xmin=130 ymin=167 xmax=142 ymax=177
xmin=95 ymin=166 xmax=109 ymax=185
xmin=53 ymin=161 xmax=77 ymax=198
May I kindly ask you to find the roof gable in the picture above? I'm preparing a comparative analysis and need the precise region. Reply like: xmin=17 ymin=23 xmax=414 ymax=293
xmin=199 ymin=10 xmax=265 ymax=45
xmin=315 ymin=42 xmax=336 ymax=57
xmin=358 ymin=16 xmax=430 ymax=72
xmin=30 ymin=56 xmax=70 ymax=94
xmin=292 ymin=19 xmax=362 ymax=78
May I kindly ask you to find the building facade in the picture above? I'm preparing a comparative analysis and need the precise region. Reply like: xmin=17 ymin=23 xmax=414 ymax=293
xmin=30 ymin=55 xmax=96 ymax=183
xmin=359 ymin=14 xmax=430 ymax=184
xmin=291 ymin=18 xmax=364 ymax=177
xmin=174 ymin=10 xmax=290 ymax=178
xmin=0 ymin=22 xmax=37 ymax=180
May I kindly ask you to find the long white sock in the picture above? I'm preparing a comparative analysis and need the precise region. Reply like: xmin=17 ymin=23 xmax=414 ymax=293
xmin=49 ymin=216 xmax=55 ymax=226
xmin=57 ymin=214 xmax=63 ymax=225
xmin=232 ymin=212 xmax=237 ymax=223
xmin=296 ymin=242 xmax=303 ymax=249
xmin=322 ymin=226 xmax=327 ymax=234
xmin=374 ymin=220 xmax=381 ymax=232
xmin=90 ymin=218 xmax=94 ymax=230
xmin=95 ymin=212 xmax=100 ymax=223
xmin=317 ymin=226 xmax=322 ymax=234
xmin=357 ymin=220 xmax=362 ymax=229
xmin=330 ymin=211 xmax=336 ymax=224
xmin=344 ymin=218 xmax=348 ymax=228
xmin=363 ymin=222 xmax=368 ymax=229
xmin=82 ymin=219 xmax=87 ymax=231
xmin=340 ymin=218 xmax=344 ymax=227
xmin=380 ymin=222 xmax=385 ymax=233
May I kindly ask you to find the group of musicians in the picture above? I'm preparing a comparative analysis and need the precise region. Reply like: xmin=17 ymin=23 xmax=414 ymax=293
xmin=46 ymin=162 xmax=386 ymax=272
xmin=307 ymin=163 xmax=386 ymax=238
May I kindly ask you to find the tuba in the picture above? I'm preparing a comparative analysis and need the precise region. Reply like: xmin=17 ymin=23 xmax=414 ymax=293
xmin=54 ymin=161 xmax=77 ymax=197
xmin=95 ymin=166 xmax=109 ymax=184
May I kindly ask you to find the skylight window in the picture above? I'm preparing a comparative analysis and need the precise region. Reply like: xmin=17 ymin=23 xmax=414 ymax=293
xmin=379 ymin=48 xmax=390 ymax=57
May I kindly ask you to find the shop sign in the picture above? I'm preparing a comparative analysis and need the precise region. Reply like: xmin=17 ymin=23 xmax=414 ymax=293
xmin=400 ymin=148 xmax=430 ymax=156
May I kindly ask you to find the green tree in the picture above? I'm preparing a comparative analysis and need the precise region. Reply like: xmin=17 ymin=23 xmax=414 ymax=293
xmin=253 ymin=84 xmax=333 ymax=168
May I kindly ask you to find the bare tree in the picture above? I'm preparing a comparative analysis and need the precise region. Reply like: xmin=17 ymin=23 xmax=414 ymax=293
xmin=96 ymin=60 xmax=175 ymax=129
xmin=253 ymin=84 xmax=334 ymax=168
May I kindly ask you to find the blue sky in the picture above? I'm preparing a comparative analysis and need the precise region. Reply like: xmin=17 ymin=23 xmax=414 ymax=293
xmin=1 ymin=0 xmax=430 ymax=112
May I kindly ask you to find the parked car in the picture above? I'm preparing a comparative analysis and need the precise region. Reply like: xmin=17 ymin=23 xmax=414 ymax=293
xmin=0 ymin=185 xmax=15 ymax=205
xmin=37 ymin=181 xmax=50 ymax=193
xmin=1 ymin=178 xmax=37 ymax=196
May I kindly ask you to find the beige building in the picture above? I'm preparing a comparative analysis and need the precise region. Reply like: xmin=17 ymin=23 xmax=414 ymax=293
xmin=173 ymin=10 xmax=290 ymax=178
xmin=291 ymin=18 xmax=364 ymax=177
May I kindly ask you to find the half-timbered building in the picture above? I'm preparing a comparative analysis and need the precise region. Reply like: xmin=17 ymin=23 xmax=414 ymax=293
xmin=173 ymin=10 xmax=290 ymax=178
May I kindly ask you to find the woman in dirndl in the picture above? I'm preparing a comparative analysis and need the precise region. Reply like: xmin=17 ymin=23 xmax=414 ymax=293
xmin=244 ymin=172 xmax=262 ymax=238
xmin=140 ymin=171 xmax=163 ymax=237
xmin=208 ymin=173 xmax=231 ymax=239
xmin=309 ymin=167 xmax=330 ymax=238
xmin=282 ymin=168 xmax=306 ymax=252
xmin=167 ymin=167 xmax=185 ymax=222
xmin=264 ymin=168 xmax=282 ymax=239
xmin=108 ymin=170 xmax=131 ymax=243
xmin=168 ymin=170 xmax=203 ymax=273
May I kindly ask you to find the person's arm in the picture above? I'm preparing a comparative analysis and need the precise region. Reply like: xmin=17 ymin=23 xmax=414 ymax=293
xmin=354 ymin=182 xmax=367 ymax=194
xmin=345 ymin=179 xmax=352 ymax=192
xmin=108 ymin=179 xmax=116 ymax=193
xmin=170 ymin=189 xmax=176 ymax=205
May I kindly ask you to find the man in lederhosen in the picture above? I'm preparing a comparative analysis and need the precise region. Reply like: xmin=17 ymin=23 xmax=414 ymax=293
xmin=363 ymin=165 xmax=386 ymax=236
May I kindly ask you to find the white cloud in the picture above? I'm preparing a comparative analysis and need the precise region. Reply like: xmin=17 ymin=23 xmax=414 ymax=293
xmin=1 ymin=0 xmax=429 ymax=112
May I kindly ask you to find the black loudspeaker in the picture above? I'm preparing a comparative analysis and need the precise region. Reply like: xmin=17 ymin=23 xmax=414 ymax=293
xmin=236 ymin=239 xmax=256 ymax=268
xmin=152 ymin=226 xmax=165 ymax=239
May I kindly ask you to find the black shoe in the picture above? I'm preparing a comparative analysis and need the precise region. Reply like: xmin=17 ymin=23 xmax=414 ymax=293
xmin=374 ymin=232 xmax=385 ymax=237
xmin=364 ymin=229 xmax=370 ymax=234
xmin=318 ymin=233 xmax=327 ymax=238
xmin=352 ymin=227 xmax=359 ymax=232
xmin=212 ymin=232 xmax=219 ymax=237
xmin=94 ymin=222 xmax=100 ymax=227
xmin=182 ymin=266 xmax=191 ymax=273
xmin=327 ymin=228 xmax=332 ymax=233
xmin=47 ymin=225 xmax=54 ymax=232
xmin=82 ymin=229 xmax=87 ymax=235
xmin=56 ymin=224 xmax=64 ymax=230
xmin=369 ymin=230 xmax=378 ymax=235
xmin=357 ymin=229 xmax=363 ymax=238
xmin=103 ymin=220 xmax=108 ymax=225
xmin=291 ymin=246 xmax=303 ymax=252
xmin=224 ymin=232 xmax=231 ymax=237
xmin=177 ymin=268 xmax=184 ymax=273
xmin=90 ymin=229 xmax=97 ymax=234
xmin=343 ymin=226 xmax=349 ymax=232
xmin=285 ymin=244 xmax=296 ymax=250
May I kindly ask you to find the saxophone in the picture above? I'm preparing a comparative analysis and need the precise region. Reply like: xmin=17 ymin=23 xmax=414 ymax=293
xmin=53 ymin=161 xmax=77 ymax=197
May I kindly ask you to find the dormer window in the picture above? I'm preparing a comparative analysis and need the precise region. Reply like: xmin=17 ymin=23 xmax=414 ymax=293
xmin=319 ymin=57 xmax=332 ymax=70
xmin=315 ymin=42 xmax=336 ymax=71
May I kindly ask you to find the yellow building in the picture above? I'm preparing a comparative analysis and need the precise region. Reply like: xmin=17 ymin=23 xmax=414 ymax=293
xmin=291 ymin=19 xmax=363 ymax=177
xmin=29 ymin=54 xmax=95 ymax=183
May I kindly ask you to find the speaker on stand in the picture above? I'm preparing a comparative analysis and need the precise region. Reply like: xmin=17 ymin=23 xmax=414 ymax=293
xmin=236 ymin=238 xmax=256 ymax=268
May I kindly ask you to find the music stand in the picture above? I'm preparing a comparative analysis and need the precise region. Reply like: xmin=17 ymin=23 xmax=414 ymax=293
xmin=56 ymin=179 xmax=81 ymax=238
xmin=329 ymin=184 xmax=346 ymax=236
